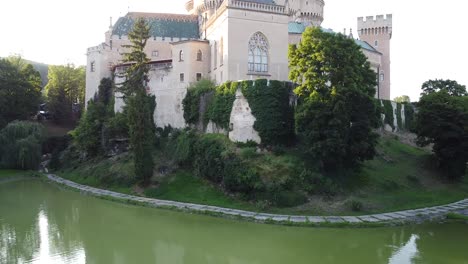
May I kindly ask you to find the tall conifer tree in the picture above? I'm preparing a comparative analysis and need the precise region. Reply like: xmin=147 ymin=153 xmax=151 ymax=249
xmin=118 ymin=18 xmax=155 ymax=185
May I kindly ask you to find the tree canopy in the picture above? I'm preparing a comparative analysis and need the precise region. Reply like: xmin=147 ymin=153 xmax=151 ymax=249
xmin=289 ymin=27 xmax=379 ymax=171
xmin=421 ymin=79 xmax=467 ymax=97
xmin=0 ymin=58 xmax=42 ymax=128
xmin=394 ymin=95 xmax=411 ymax=103
xmin=45 ymin=64 xmax=85 ymax=124
xmin=415 ymin=81 xmax=468 ymax=180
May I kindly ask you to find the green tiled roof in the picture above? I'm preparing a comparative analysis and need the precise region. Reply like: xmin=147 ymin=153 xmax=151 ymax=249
xmin=288 ymin=22 xmax=381 ymax=53
xmin=288 ymin=22 xmax=306 ymax=34
xmin=112 ymin=12 xmax=199 ymax=39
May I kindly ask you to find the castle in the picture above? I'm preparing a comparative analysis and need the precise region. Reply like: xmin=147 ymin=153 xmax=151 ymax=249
xmin=86 ymin=0 xmax=392 ymax=141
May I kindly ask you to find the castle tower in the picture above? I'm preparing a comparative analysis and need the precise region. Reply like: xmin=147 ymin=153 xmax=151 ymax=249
xmin=283 ymin=0 xmax=324 ymax=26
xmin=357 ymin=14 xmax=392 ymax=99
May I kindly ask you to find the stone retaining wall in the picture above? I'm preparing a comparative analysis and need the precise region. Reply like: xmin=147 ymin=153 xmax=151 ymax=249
xmin=46 ymin=174 xmax=468 ymax=226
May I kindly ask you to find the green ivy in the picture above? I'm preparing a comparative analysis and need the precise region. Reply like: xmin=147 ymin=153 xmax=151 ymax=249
xmin=241 ymin=79 xmax=295 ymax=145
xmin=182 ymin=79 xmax=215 ymax=125
xmin=404 ymin=103 xmax=415 ymax=131
xmin=396 ymin=102 xmax=403 ymax=130
xmin=381 ymin=100 xmax=394 ymax=130
xmin=205 ymin=82 xmax=237 ymax=130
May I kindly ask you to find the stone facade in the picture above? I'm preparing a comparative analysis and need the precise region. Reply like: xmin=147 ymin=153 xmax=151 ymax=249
xmin=86 ymin=0 xmax=392 ymax=141
xmin=358 ymin=14 xmax=392 ymax=100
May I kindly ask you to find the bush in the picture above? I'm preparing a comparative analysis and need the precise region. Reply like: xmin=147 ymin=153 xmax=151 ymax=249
xmin=239 ymin=147 xmax=257 ymax=159
xmin=348 ymin=199 xmax=363 ymax=212
xmin=193 ymin=134 xmax=233 ymax=182
xmin=169 ymin=129 xmax=198 ymax=166
xmin=106 ymin=112 xmax=129 ymax=139
xmin=301 ymin=169 xmax=339 ymax=197
xmin=0 ymin=121 xmax=45 ymax=170
xmin=224 ymin=156 xmax=263 ymax=194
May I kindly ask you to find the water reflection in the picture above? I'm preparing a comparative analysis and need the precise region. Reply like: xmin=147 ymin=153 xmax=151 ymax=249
xmin=388 ymin=234 xmax=419 ymax=264
xmin=27 ymin=211 xmax=85 ymax=264
xmin=1 ymin=179 xmax=468 ymax=264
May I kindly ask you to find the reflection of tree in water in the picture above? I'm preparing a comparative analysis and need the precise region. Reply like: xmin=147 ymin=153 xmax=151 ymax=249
xmin=0 ymin=180 xmax=42 ymax=263
xmin=3 ymin=180 xmax=468 ymax=264
xmin=410 ymin=223 xmax=468 ymax=264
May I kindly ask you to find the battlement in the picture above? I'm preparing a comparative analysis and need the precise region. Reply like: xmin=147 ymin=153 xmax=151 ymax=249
xmin=358 ymin=14 xmax=392 ymax=29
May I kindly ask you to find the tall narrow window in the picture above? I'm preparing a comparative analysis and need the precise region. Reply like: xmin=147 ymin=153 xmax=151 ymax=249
xmin=197 ymin=50 xmax=202 ymax=61
xmin=179 ymin=50 xmax=184 ymax=61
xmin=380 ymin=72 xmax=385 ymax=81
xmin=220 ymin=37 xmax=224 ymax=65
xmin=214 ymin=41 xmax=217 ymax=69
xmin=180 ymin=73 xmax=185 ymax=82
xmin=90 ymin=61 xmax=96 ymax=72
xmin=196 ymin=73 xmax=202 ymax=81
xmin=248 ymin=32 xmax=269 ymax=73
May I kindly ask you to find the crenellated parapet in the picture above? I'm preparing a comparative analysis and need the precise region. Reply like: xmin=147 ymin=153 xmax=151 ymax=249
xmin=358 ymin=14 xmax=392 ymax=38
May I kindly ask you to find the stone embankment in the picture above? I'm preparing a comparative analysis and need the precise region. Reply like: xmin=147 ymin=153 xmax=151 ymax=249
xmin=46 ymin=174 xmax=468 ymax=226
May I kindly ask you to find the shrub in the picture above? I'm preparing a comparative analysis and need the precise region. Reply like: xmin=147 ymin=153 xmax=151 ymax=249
xmin=0 ymin=121 xmax=45 ymax=170
xmin=224 ymin=156 xmax=263 ymax=194
xmin=349 ymin=200 xmax=363 ymax=212
xmin=169 ymin=129 xmax=198 ymax=166
xmin=239 ymin=147 xmax=257 ymax=159
xmin=106 ymin=112 xmax=129 ymax=139
xmin=193 ymin=134 xmax=233 ymax=182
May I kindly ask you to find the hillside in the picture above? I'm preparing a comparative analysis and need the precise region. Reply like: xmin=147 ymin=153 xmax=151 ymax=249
xmin=54 ymin=132 xmax=468 ymax=216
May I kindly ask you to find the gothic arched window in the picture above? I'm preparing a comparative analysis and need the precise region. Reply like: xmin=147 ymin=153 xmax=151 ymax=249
xmin=248 ymin=32 xmax=269 ymax=73
xmin=197 ymin=50 xmax=202 ymax=61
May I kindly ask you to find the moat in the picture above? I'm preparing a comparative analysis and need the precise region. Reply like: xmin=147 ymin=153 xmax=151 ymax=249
xmin=1 ymin=179 xmax=468 ymax=264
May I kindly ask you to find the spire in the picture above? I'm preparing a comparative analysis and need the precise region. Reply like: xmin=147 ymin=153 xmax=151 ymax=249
xmin=349 ymin=28 xmax=354 ymax=39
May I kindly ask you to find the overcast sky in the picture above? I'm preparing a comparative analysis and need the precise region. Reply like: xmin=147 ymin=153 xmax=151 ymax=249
xmin=1 ymin=0 xmax=466 ymax=101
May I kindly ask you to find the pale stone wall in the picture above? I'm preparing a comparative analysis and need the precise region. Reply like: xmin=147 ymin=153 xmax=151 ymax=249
xmin=228 ymin=89 xmax=261 ymax=143
xmin=226 ymin=8 xmax=290 ymax=82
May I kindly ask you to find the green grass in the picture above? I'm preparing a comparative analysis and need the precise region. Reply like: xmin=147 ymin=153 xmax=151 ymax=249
xmin=0 ymin=170 xmax=38 ymax=180
xmin=53 ymin=135 xmax=468 ymax=216
xmin=144 ymin=171 xmax=257 ymax=211
xmin=446 ymin=212 xmax=468 ymax=221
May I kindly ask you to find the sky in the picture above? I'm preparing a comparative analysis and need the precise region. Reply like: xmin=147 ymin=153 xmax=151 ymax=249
xmin=1 ymin=0 xmax=467 ymax=101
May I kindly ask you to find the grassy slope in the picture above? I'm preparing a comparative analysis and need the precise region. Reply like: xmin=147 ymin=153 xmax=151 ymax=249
xmin=0 ymin=170 xmax=23 ymax=179
xmin=56 ymin=135 xmax=468 ymax=216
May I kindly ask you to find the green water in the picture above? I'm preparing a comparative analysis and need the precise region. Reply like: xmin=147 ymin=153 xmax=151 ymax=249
xmin=1 ymin=179 xmax=468 ymax=264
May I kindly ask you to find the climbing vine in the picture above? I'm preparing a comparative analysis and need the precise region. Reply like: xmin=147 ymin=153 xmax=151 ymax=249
xmin=381 ymin=100 xmax=394 ymax=130
xmin=241 ymin=79 xmax=295 ymax=145
xmin=396 ymin=102 xmax=403 ymax=130
xmin=182 ymin=79 xmax=215 ymax=125
xmin=205 ymin=81 xmax=238 ymax=130
xmin=404 ymin=103 xmax=415 ymax=131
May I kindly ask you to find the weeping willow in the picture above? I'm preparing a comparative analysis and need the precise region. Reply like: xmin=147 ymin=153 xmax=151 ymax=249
xmin=0 ymin=121 xmax=45 ymax=170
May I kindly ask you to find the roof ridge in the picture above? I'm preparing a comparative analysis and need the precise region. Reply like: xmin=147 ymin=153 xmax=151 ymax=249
xmin=126 ymin=12 xmax=198 ymax=22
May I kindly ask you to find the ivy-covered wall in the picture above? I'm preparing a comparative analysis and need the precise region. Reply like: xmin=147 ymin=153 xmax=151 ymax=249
xmin=240 ymin=79 xmax=295 ymax=145
xmin=379 ymin=99 xmax=414 ymax=132
xmin=183 ymin=79 xmax=295 ymax=145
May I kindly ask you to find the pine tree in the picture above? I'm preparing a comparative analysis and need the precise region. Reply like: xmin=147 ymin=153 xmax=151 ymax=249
xmin=118 ymin=18 xmax=155 ymax=185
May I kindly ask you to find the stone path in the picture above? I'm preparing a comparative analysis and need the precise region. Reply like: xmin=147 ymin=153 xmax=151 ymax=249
xmin=46 ymin=174 xmax=468 ymax=226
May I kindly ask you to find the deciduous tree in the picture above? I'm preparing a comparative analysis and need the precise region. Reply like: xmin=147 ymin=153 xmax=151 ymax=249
xmin=0 ymin=58 xmax=42 ymax=128
xmin=415 ymin=81 xmax=468 ymax=180
xmin=421 ymin=79 xmax=467 ymax=97
xmin=45 ymin=64 xmax=85 ymax=124
xmin=289 ymin=27 xmax=379 ymax=171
